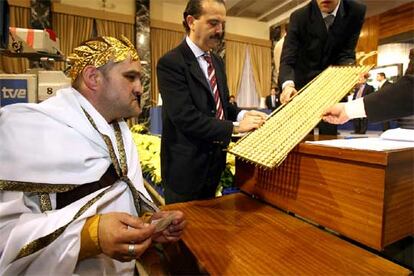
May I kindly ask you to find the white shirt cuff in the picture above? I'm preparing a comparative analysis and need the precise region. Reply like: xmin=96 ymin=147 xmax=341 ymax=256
xmin=237 ymin=110 xmax=247 ymax=122
xmin=344 ymin=98 xmax=366 ymax=119
xmin=282 ymin=80 xmax=295 ymax=90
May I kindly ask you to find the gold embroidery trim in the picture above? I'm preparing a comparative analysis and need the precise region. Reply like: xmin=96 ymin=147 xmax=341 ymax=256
xmin=83 ymin=110 xmax=158 ymax=214
xmin=11 ymin=109 xmax=158 ymax=262
xmin=15 ymin=190 xmax=107 ymax=260
xmin=38 ymin=193 xmax=52 ymax=212
xmin=0 ymin=180 xmax=78 ymax=193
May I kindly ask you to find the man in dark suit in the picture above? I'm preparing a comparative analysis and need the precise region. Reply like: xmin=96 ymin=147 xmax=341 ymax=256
xmin=278 ymin=0 xmax=366 ymax=135
xmin=157 ymin=0 xmax=266 ymax=204
xmin=323 ymin=75 xmax=414 ymax=124
xmin=351 ymin=73 xmax=374 ymax=134
xmin=229 ymin=95 xmax=238 ymax=108
xmin=265 ymin=87 xmax=281 ymax=111
xmin=324 ymin=49 xmax=414 ymax=124
xmin=376 ymin=72 xmax=392 ymax=130
xmin=377 ymin=72 xmax=392 ymax=90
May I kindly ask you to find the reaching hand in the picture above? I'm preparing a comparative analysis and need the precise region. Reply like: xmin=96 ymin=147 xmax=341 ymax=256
xmin=235 ymin=110 xmax=267 ymax=133
xmin=98 ymin=212 xmax=155 ymax=262
xmin=151 ymin=211 xmax=186 ymax=243
xmin=322 ymin=103 xmax=350 ymax=124
xmin=280 ymin=85 xmax=298 ymax=104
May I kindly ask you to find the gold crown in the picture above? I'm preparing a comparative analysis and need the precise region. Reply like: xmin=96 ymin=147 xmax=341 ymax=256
xmin=67 ymin=35 xmax=140 ymax=82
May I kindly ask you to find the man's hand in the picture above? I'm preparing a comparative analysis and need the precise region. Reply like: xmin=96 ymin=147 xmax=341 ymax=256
xmin=235 ymin=110 xmax=267 ymax=133
xmin=98 ymin=212 xmax=155 ymax=262
xmin=280 ymin=85 xmax=297 ymax=104
xmin=151 ymin=211 xmax=186 ymax=243
xmin=322 ymin=103 xmax=350 ymax=124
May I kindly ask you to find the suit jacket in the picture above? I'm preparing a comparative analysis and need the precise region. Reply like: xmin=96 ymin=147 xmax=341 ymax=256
xmin=265 ymin=95 xmax=280 ymax=110
xmin=278 ymin=0 xmax=366 ymax=90
xmin=353 ymin=83 xmax=374 ymax=100
xmin=364 ymin=75 xmax=414 ymax=122
xmin=230 ymin=101 xmax=238 ymax=109
xmin=157 ymin=40 xmax=239 ymax=196
xmin=379 ymin=80 xmax=392 ymax=91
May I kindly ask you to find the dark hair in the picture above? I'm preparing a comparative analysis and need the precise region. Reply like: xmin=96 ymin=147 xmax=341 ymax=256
xmin=182 ymin=0 xmax=225 ymax=33
xmin=377 ymin=72 xmax=386 ymax=78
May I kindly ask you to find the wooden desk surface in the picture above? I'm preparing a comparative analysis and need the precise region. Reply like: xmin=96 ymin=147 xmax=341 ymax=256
xmin=165 ymin=193 xmax=411 ymax=275
xmin=236 ymin=139 xmax=414 ymax=250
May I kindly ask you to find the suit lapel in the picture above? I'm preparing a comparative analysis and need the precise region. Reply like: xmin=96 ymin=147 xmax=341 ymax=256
xmin=309 ymin=1 xmax=328 ymax=40
xmin=179 ymin=40 xmax=228 ymax=117
xmin=179 ymin=41 xmax=213 ymax=96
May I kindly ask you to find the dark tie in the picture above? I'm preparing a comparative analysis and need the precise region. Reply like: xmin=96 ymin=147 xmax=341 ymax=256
xmin=324 ymin=14 xmax=335 ymax=31
xmin=203 ymin=53 xmax=224 ymax=120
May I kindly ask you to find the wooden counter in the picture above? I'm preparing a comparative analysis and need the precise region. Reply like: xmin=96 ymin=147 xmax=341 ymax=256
xmin=164 ymin=193 xmax=411 ymax=275
xmin=236 ymin=141 xmax=414 ymax=250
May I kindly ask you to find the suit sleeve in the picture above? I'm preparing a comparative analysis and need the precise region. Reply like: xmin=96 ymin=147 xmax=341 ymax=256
xmin=365 ymin=84 xmax=374 ymax=96
xmin=278 ymin=12 xmax=301 ymax=86
xmin=265 ymin=96 xmax=270 ymax=109
xmin=364 ymin=75 xmax=414 ymax=122
xmin=336 ymin=4 xmax=366 ymax=65
xmin=157 ymin=54 xmax=233 ymax=146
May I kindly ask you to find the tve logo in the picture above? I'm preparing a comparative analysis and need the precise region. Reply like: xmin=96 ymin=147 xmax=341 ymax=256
xmin=0 ymin=79 xmax=28 ymax=107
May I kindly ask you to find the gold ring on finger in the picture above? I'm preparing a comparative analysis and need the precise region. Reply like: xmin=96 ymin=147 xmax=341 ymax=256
xmin=128 ymin=243 xmax=135 ymax=257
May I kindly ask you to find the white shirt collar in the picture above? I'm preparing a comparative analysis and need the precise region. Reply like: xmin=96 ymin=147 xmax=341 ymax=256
xmin=321 ymin=0 xmax=340 ymax=18
xmin=186 ymin=36 xmax=206 ymax=59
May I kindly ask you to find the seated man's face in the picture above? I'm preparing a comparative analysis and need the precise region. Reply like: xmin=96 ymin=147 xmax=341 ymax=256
xmin=99 ymin=57 xmax=143 ymax=120
xmin=317 ymin=0 xmax=339 ymax=13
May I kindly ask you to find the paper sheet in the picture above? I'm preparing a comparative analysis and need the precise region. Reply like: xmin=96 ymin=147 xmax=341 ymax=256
xmin=380 ymin=128 xmax=414 ymax=142
xmin=306 ymin=137 xmax=414 ymax=151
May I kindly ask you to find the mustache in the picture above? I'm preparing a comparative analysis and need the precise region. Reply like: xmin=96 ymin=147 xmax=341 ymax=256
xmin=135 ymin=94 xmax=141 ymax=106
xmin=210 ymin=32 xmax=224 ymax=40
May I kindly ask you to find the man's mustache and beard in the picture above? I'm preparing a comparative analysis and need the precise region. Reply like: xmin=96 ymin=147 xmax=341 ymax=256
xmin=210 ymin=31 xmax=225 ymax=53
xmin=210 ymin=32 xmax=224 ymax=41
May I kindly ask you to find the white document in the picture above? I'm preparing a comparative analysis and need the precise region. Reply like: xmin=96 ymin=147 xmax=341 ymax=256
xmin=380 ymin=128 xmax=414 ymax=142
xmin=306 ymin=137 xmax=414 ymax=151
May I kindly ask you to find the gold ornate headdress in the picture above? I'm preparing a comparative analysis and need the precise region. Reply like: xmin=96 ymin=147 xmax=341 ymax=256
xmin=67 ymin=35 xmax=140 ymax=82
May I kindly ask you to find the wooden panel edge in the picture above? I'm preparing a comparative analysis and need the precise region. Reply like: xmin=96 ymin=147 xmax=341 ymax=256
xmin=7 ymin=0 xmax=30 ymax=8
xmin=52 ymin=3 xmax=135 ymax=24
xmin=298 ymin=143 xmax=389 ymax=165
xmin=150 ymin=19 xmax=184 ymax=33
xmin=225 ymin=32 xmax=271 ymax=47
xmin=382 ymin=150 xmax=414 ymax=247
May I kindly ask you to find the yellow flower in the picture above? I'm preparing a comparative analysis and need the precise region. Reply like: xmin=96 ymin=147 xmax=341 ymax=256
xmin=131 ymin=125 xmax=236 ymax=192
xmin=131 ymin=130 xmax=162 ymax=186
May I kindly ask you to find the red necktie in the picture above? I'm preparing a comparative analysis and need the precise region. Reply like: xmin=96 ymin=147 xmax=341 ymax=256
xmin=203 ymin=53 xmax=224 ymax=120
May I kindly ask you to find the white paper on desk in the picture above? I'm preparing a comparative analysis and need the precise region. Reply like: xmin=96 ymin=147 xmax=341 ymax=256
xmin=380 ymin=128 xmax=414 ymax=142
xmin=306 ymin=137 xmax=414 ymax=151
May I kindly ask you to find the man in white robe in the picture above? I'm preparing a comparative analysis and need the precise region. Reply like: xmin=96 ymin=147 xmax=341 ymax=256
xmin=0 ymin=36 xmax=186 ymax=275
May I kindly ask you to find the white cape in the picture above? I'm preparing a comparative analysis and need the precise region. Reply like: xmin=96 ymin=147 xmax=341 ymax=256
xmin=0 ymin=87 xmax=152 ymax=275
